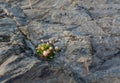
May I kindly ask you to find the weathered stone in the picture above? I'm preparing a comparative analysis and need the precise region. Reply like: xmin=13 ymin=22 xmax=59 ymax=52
xmin=0 ymin=0 xmax=120 ymax=83
xmin=4 ymin=5 xmax=28 ymax=26
xmin=6 ymin=5 xmax=25 ymax=18
xmin=7 ymin=63 xmax=76 ymax=83
xmin=0 ymin=54 xmax=38 ymax=83
xmin=0 ymin=17 xmax=17 ymax=36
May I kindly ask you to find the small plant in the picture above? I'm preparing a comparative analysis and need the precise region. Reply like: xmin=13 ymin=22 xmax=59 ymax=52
xmin=36 ymin=39 xmax=59 ymax=60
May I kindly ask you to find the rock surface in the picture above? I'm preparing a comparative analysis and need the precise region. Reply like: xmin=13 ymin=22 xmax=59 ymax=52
xmin=0 ymin=0 xmax=120 ymax=83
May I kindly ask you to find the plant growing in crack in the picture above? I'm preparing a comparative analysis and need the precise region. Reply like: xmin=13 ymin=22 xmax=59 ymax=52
xmin=36 ymin=39 xmax=59 ymax=60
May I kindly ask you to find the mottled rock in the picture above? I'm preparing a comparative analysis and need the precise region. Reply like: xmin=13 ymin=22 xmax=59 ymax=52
xmin=7 ymin=63 xmax=76 ymax=83
xmin=0 ymin=0 xmax=120 ymax=83
xmin=4 ymin=5 xmax=28 ymax=26
xmin=0 ymin=54 xmax=37 ymax=83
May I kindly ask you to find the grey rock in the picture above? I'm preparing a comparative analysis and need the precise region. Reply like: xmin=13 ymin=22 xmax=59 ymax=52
xmin=8 ymin=63 xmax=76 ymax=83
xmin=13 ymin=16 xmax=28 ymax=26
xmin=4 ymin=5 xmax=28 ymax=26
xmin=0 ymin=54 xmax=38 ymax=83
xmin=0 ymin=17 xmax=18 ymax=38
xmin=0 ymin=0 xmax=120 ymax=83
xmin=0 ymin=26 xmax=38 ymax=83
xmin=24 ymin=39 xmax=36 ymax=54
xmin=6 ymin=5 xmax=26 ymax=18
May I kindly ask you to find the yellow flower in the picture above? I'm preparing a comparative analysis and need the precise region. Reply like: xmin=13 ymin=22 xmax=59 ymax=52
xmin=37 ymin=46 xmax=41 ymax=50
xmin=41 ymin=47 xmax=44 ymax=50
xmin=36 ymin=50 xmax=39 ymax=53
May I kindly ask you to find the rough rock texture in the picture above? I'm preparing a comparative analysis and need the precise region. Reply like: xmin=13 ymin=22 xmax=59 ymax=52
xmin=0 ymin=0 xmax=120 ymax=83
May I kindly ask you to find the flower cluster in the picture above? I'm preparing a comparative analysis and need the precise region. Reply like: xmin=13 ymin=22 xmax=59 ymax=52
xmin=36 ymin=40 xmax=59 ymax=59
